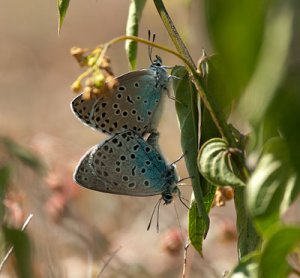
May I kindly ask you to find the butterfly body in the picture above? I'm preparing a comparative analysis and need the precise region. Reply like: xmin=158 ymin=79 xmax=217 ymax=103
xmin=71 ymin=57 xmax=169 ymax=135
xmin=74 ymin=130 xmax=179 ymax=204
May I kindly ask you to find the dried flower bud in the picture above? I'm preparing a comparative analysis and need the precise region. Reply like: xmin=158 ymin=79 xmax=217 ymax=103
xmin=71 ymin=80 xmax=82 ymax=93
xmin=85 ymin=77 xmax=95 ymax=87
xmin=70 ymin=47 xmax=85 ymax=56
xmin=70 ymin=47 xmax=88 ymax=67
xmin=82 ymin=87 xmax=92 ymax=100
xmin=213 ymin=186 xmax=234 ymax=207
xmin=93 ymin=74 xmax=105 ymax=88
xmin=105 ymin=75 xmax=118 ymax=90
xmin=91 ymin=87 xmax=101 ymax=95
xmin=87 ymin=56 xmax=97 ymax=67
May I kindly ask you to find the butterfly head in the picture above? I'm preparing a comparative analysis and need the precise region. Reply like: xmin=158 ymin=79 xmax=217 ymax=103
xmin=161 ymin=164 xmax=179 ymax=204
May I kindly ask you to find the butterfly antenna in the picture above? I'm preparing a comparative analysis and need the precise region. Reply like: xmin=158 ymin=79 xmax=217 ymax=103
xmin=177 ymin=176 xmax=194 ymax=184
xmin=172 ymin=152 xmax=186 ymax=166
xmin=147 ymin=197 xmax=161 ymax=231
xmin=156 ymin=197 xmax=161 ymax=233
xmin=148 ymin=30 xmax=156 ymax=64
xmin=148 ymin=30 xmax=154 ymax=64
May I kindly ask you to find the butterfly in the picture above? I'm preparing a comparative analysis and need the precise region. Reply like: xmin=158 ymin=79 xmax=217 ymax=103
xmin=73 ymin=130 xmax=180 ymax=205
xmin=71 ymin=56 xmax=170 ymax=136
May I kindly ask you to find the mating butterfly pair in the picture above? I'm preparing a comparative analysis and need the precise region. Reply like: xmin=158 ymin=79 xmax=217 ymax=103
xmin=71 ymin=56 xmax=181 ymax=204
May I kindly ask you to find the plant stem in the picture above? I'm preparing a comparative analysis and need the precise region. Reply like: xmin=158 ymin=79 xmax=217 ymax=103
xmin=152 ymin=0 xmax=260 ymax=258
xmin=153 ymin=1 xmax=195 ymax=68
xmin=105 ymin=36 xmax=192 ymax=67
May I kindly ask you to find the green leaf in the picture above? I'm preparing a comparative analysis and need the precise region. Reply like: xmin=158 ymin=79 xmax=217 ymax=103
xmin=229 ymin=252 xmax=260 ymax=278
xmin=247 ymin=138 xmax=297 ymax=235
xmin=204 ymin=0 xmax=271 ymax=100
xmin=266 ymin=65 xmax=300 ymax=175
xmin=188 ymin=186 xmax=215 ymax=255
xmin=200 ymin=54 xmax=233 ymax=121
xmin=57 ymin=0 xmax=70 ymax=33
xmin=198 ymin=138 xmax=246 ymax=187
xmin=0 ymin=137 xmax=45 ymax=173
xmin=188 ymin=197 xmax=203 ymax=255
xmin=125 ymin=0 xmax=147 ymax=70
xmin=237 ymin=2 xmax=294 ymax=126
xmin=4 ymin=227 xmax=33 ymax=278
xmin=172 ymin=66 xmax=210 ymax=246
xmin=259 ymin=225 xmax=300 ymax=278
xmin=0 ymin=166 xmax=10 ymax=222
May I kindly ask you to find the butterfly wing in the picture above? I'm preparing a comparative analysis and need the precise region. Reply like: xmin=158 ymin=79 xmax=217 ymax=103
xmin=73 ymin=148 xmax=113 ymax=191
xmin=71 ymin=68 xmax=168 ymax=135
xmin=71 ymin=93 xmax=97 ymax=127
xmin=85 ymin=130 xmax=176 ymax=196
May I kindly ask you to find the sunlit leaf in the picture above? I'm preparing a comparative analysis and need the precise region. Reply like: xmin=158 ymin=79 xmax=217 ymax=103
xmin=57 ymin=0 xmax=70 ymax=33
xmin=247 ymin=138 xmax=297 ymax=235
xmin=229 ymin=252 xmax=260 ymax=278
xmin=238 ymin=3 xmax=293 ymax=126
xmin=204 ymin=0 xmax=271 ymax=100
xmin=125 ymin=0 xmax=147 ymax=69
xmin=198 ymin=138 xmax=246 ymax=187
xmin=266 ymin=65 xmax=300 ymax=176
xmin=259 ymin=226 xmax=300 ymax=278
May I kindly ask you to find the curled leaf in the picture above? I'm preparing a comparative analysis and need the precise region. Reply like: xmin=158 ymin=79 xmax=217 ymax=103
xmin=198 ymin=138 xmax=245 ymax=187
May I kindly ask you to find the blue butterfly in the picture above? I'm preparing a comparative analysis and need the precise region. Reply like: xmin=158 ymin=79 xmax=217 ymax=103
xmin=73 ymin=130 xmax=180 ymax=205
xmin=71 ymin=56 xmax=170 ymax=136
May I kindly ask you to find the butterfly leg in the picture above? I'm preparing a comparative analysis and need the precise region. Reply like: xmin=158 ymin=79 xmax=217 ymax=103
xmin=146 ymin=130 xmax=160 ymax=148
xmin=166 ymin=77 xmax=187 ymax=106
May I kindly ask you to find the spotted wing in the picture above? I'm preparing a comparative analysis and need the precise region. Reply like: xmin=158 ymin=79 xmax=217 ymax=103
xmin=88 ymin=130 xmax=176 ymax=196
xmin=71 ymin=69 xmax=167 ymax=135
xmin=73 ymin=148 xmax=113 ymax=192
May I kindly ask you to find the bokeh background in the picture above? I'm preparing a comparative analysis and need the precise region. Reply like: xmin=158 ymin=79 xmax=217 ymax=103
xmin=0 ymin=1 xmax=239 ymax=277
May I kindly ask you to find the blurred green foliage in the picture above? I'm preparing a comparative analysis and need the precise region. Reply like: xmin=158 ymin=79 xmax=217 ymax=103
xmin=0 ymin=138 xmax=43 ymax=277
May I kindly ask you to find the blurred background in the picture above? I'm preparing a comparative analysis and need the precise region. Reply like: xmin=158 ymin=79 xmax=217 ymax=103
xmin=0 ymin=0 xmax=239 ymax=277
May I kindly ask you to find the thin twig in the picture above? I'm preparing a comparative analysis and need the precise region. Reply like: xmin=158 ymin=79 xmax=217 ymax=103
xmin=96 ymin=245 xmax=122 ymax=278
xmin=182 ymin=241 xmax=190 ymax=278
xmin=0 ymin=213 xmax=33 ymax=272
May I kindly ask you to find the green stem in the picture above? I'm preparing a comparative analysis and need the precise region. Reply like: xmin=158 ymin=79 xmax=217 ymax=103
xmin=153 ymin=0 xmax=195 ymax=68
xmin=104 ymin=36 xmax=192 ymax=68
xmin=153 ymin=0 xmax=260 ymax=259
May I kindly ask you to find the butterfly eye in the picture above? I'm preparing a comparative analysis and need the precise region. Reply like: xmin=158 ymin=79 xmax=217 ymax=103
xmin=162 ymin=192 xmax=173 ymax=204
